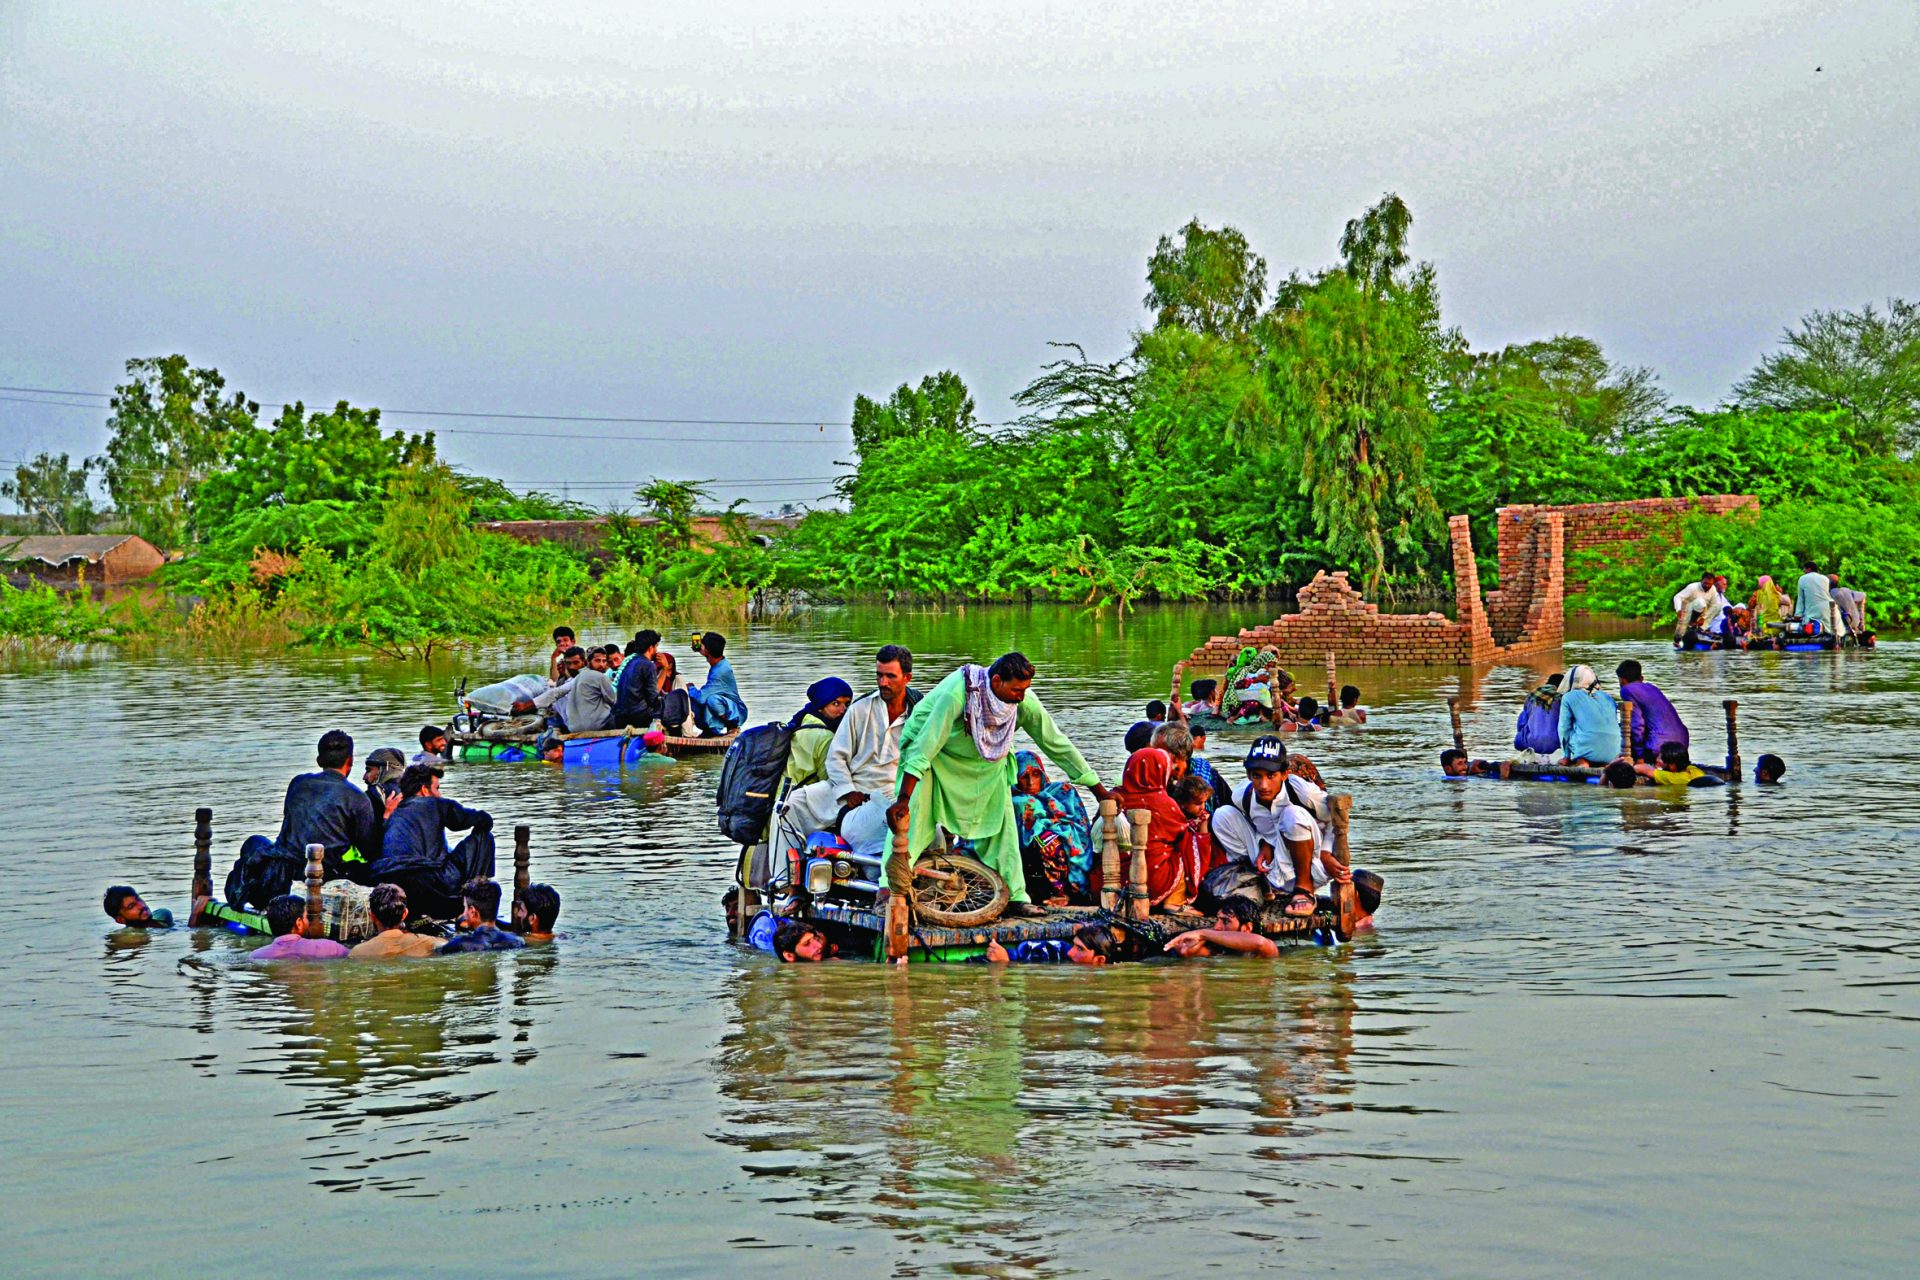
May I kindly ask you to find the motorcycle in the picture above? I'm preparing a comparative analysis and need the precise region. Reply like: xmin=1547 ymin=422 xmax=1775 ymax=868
xmin=763 ymin=786 xmax=1009 ymax=928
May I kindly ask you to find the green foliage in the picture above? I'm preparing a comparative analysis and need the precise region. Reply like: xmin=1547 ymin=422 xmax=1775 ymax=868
xmin=1 ymin=452 xmax=99 ymax=534
xmin=101 ymin=355 xmax=258 ymax=548
xmin=850 ymin=372 xmax=977 ymax=456
xmin=194 ymin=400 xmax=433 ymax=537
xmin=1624 ymin=408 xmax=1892 ymax=507
xmin=1575 ymin=498 xmax=1920 ymax=626
xmin=1496 ymin=335 xmax=1667 ymax=442
xmin=1144 ymin=220 xmax=1268 ymax=338
xmin=1734 ymin=297 xmax=1920 ymax=455
xmin=456 ymin=475 xmax=596 ymax=522
xmin=0 ymin=580 xmax=120 ymax=646
xmin=1430 ymin=364 xmax=1627 ymax=537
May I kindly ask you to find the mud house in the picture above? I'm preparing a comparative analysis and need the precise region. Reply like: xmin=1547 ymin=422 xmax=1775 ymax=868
xmin=3 ymin=534 xmax=166 ymax=586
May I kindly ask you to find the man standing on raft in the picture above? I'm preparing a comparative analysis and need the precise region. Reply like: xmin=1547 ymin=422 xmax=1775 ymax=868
xmin=886 ymin=653 xmax=1110 ymax=919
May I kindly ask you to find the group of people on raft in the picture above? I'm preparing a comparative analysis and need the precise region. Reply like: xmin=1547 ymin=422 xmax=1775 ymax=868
xmin=460 ymin=625 xmax=749 ymax=759
xmin=741 ymin=645 xmax=1383 ymax=965
xmin=1178 ymin=646 xmax=1369 ymax=730
xmin=1441 ymin=658 xmax=1788 ymax=788
xmin=104 ymin=727 xmax=562 ymax=958
xmin=1673 ymin=562 xmax=1871 ymax=649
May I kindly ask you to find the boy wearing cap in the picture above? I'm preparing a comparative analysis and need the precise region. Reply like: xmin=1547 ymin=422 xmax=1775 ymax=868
xmin=1208 ymin=736 xmax=1341 ymax=918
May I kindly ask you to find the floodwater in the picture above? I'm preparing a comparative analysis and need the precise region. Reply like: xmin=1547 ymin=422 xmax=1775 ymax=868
xmin=4 ymin=606 xmax=1915 ymax=1276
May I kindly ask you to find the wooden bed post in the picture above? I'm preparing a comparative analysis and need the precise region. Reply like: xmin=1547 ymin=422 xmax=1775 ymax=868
xmin=304 ymin=843 xmax=325 ymax=933
xmin=1618 ymin=696 xmax=1635 ymax=761
xmin=192 ymin=807 xmax=213 ymax=906
xmin=1099 ymin=797 xmax=1122 ymax=913
xmin=1125 ymin=808 xmax=1151 ymax=921
xmin=1723 ymin=699 xmax=1741 ymax=775
xmin=1330 ymin=795 xmax=1358 ymax=940
xmin=884 ymin=811 xmax=912 ymax=961
xmin=1447 ymin=698 xmax=1466 ymax=754
xmin=1325 ymin=651 xmax=1339 ymax=715
xmin=512 ymin=824 xmax=531 ymax=910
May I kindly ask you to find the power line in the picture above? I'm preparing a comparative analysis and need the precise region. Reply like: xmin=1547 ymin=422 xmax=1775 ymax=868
xmin=0 ymin=383 xmax=852 ymax=428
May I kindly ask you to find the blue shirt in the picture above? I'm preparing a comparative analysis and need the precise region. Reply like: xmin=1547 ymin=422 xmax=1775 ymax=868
xmin=438 ymin=925 xmax=525 ymax=953
xmin=745 ymin=911 xmax=780 ymax=952
xmin=691 ymin=658 xmax=747 ymax=733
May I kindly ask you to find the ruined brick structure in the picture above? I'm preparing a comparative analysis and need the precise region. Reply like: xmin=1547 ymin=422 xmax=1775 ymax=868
xmin=1502 ymin=495 xmax=1759 ymax=601
xmin=1182 ymin=494 xmax=1757 ymax=668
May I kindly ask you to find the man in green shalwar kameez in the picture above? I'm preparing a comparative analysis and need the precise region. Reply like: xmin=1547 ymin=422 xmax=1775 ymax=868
xmin=886 ymin=653 xmax=1109 ymax=918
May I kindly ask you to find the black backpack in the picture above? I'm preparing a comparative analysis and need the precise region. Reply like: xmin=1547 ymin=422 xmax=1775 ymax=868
xmin=715 ymin=721 xmax=796 ymax=844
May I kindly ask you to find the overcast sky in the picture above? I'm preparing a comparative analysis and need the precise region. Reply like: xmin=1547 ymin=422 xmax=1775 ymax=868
xmin=3 ymin=0 xmax=1916 ymax=511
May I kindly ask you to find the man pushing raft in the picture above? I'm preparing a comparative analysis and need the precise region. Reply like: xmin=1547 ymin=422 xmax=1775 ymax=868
xmin=885 ymin=652 xmax=1112 ymax=919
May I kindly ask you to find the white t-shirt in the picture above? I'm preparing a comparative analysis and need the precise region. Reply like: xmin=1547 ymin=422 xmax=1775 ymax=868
xmin=1673 ymin=582 xmax=1724 ymax=624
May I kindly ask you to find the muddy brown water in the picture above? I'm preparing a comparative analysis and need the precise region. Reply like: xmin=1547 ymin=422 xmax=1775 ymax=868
xmin=4 ymin=606 xmax=1914 ymax=1275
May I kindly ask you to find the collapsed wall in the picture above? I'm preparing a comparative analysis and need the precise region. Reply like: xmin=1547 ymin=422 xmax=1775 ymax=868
xmin=1182 ymin=510 xmax=1565 ymax=667
xmin=1507 ymin=495 xmax=1759 ymax=601
xmin=1182 ymin=493 xmax=1757 ymax=668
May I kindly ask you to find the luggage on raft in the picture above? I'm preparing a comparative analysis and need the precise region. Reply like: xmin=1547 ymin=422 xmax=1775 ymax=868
xmin=464 ymin=674 xmax=549 ymax=715
xmin=715 ymin=721 xmax=797 ymax=844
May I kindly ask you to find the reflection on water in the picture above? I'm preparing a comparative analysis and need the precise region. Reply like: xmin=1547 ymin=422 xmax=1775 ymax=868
xmin=6 ymin=607 xmax=1920 ymax=1274
xmin=163 ymin=938 xmax=557 ymax=1195
xmin=716 ymin=952 xmax=1413 ymax=1270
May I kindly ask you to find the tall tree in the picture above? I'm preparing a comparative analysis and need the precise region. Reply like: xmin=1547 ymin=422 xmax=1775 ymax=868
xmin=1734 ymin=297 xmax=1920 ymax=455
xmin=1143 ymin=219 xmax=1268 ymax=338
xmin=1253 ymin=194 xmax=1447 ymax=594
xmin=1262 ymin=270 xmax=1440 ymax=593
xmin=193 ymin=400 xmax=434 ymax=537
xmin=850 ymin=371 xmax=977 ymax=456
xmin=100 ymin=355 xmax=257 ymax=548
xmin=1338 ymin=193 xmax=1413 ymax=296
xmin=1497 ymin=334 xmax=1667 ymax=442
xmin=1 ymin=452 xmax=99 ymax=534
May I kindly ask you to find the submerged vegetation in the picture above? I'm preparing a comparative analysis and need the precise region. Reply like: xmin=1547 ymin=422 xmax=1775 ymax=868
xmin=7 ymin=198 xmax=1920 ymax=653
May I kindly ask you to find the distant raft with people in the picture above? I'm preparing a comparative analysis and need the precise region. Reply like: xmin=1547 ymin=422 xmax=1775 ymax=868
xmin=1439 ymin=688 xmax=1771 ymax=786
xmin=445 ymin=675 xmax=734 ymax=764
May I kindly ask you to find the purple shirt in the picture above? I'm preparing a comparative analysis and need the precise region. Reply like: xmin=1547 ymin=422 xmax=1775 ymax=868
xmin=1621 ymin=681 xmax=1689 ymax=759
xmin=250 ymin=934 xmax=349 ymax=960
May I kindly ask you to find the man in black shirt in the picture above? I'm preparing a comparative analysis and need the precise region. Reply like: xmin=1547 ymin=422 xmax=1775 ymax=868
xmin=224 ymin=730 xmax=400 ymax=909
xmin=363 ymin=764 xmax=496 ymax=920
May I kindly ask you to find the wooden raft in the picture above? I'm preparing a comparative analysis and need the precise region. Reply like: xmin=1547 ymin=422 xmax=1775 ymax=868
xmin=808 ymin=901 xmax=1338 ymax=962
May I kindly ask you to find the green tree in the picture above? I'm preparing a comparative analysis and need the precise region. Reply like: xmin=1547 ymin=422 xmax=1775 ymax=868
xmin=1143 ymin=219 xmax=1268 ymax=338
xmin=637 ymin=478 xmax=710 ymax=552
xmin=850 ymin=371 xmax=977 ymax=456
xmin=1252 ymin=196 xmax=1448 ymax=594
xmin=1497 ymin=334 xmax=1667 ymax=442
xmin=1430 ymin=363 xmax=1624 ymax=540
xmin=1734 ymin=297 xmax=1920 ymax=455
xmin=1 ymin=452 xmax=99 ymax=534
xmin=1337 ymin=193 xmax=1413 ymax=296
xmin=100 ymin=355 xmax=257 ymax=548
xmin=193 ymin=399 xmax=434 ymax=537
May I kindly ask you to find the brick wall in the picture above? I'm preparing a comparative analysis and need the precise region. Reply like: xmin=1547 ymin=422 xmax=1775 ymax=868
xmin=1180 ymin=508 xmax=1568 ymax=669
xmin=1499 ymin=495 xmax=1758 ymax=601
xmin=1180 ymin=494 xmax=1755 ymax=669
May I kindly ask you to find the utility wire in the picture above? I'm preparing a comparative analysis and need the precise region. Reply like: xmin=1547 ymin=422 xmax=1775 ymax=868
xmin=0 ymin=383 xmax=858 ymax=428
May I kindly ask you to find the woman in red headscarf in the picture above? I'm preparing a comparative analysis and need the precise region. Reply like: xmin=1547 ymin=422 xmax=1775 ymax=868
xmin=1114 ymin=747 xmax=1211 ymax=910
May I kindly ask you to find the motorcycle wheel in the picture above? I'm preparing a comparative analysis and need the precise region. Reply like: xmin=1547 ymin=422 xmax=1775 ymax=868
xmin=910 ymin=852 xmax=1010 ymax=928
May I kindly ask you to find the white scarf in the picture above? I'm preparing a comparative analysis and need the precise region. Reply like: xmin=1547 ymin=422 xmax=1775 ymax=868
xmin=961 ymin=664 xmax=1019 ymax=761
